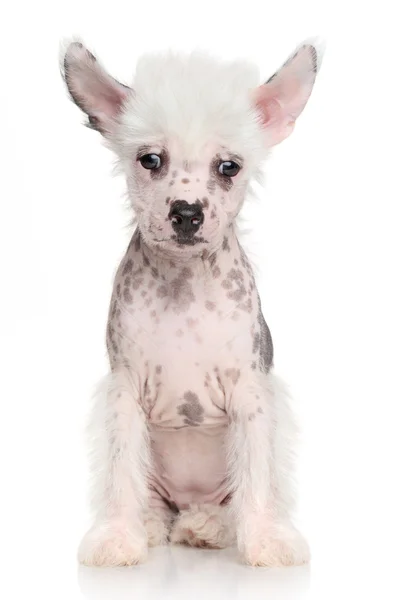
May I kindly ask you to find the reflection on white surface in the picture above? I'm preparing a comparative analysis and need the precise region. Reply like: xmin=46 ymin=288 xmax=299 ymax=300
xmin=78 ymin=546 xmax=310 ymax=599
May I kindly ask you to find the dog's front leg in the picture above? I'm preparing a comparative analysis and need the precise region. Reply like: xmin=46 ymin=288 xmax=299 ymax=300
xmin=78 ymin=368 xmax=150 ymax=566
xmin=227 ymin=371 xmax=310 ymax=567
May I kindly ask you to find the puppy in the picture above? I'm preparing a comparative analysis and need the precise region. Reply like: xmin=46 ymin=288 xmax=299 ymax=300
xmin=61 ymin=40 xmax=321 ymax=566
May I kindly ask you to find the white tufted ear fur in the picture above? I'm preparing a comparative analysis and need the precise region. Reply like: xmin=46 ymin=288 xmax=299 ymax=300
xmin=62 ymin=41 xmax=131 ymax=134
xmin=253 ymin=42 xmax=322 ymax=147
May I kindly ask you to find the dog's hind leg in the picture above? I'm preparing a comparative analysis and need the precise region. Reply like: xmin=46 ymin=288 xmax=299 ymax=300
xmin=145 ymin=488 xmax=177 ymax=546
xmin=170 ymin=504 xmax=235 ymax=549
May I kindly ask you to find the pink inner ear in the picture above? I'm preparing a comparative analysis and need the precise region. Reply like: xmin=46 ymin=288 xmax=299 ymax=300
xmin=253 ymin=44 xmax=317 ymax=146
xmin=64 ymin=43 xmax=130 ymax=132
xmin=255 ymin=96 xmax=284 ymax=127
xmin=254 ymin=90 xmax=296 ymax=145
xmin=79 ymin=68 xmax=128 ymax=120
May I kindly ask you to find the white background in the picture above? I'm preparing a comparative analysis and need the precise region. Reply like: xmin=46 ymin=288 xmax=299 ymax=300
xmin=1 ymin=1 xmax=399 ymax=598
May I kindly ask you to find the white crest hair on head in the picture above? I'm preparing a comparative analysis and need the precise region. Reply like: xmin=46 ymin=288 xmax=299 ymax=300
xmin=112 ymin=50 xmax=264 ymax=161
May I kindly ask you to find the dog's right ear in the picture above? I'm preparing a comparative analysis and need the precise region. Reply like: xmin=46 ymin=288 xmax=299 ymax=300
xmin=61 ymin=41 xmax=131 ymax=135
xmin=253 ymin=41 xmax=323 ymax=147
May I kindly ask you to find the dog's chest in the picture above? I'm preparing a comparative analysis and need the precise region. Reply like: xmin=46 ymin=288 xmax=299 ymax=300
xmin=107 ymin=248 xmax=260 ymax=429
xmin=117 ymin=289 xmax=255 ymax=426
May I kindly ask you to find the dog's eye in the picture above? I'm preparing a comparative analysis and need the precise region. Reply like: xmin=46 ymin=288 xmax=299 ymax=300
xmin=139 ymin=154 xmax=162 ymax=170
xmin=218 ymin=161 xmax=241 ymax=177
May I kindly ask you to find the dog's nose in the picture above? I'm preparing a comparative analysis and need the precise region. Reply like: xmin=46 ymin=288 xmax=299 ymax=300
xmin=169 ymin=200 xmax=204 ymax=235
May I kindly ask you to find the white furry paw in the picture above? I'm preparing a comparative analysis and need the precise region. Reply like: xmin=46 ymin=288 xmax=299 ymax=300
xmin=170 ymin=504 xmax=235 ymax=549
xmin=240 ymin=520 xmax=310 ymax=567
xmin=78 ymin=520 xmax=148 ymax=567
xmin=145 ymin=513 xmax=170 ymax=547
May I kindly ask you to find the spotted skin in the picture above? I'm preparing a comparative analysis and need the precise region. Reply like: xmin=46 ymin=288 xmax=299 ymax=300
xmin=105 ymin=226 xmax=273 ymax=510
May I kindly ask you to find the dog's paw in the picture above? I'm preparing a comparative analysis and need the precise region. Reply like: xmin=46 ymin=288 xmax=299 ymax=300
xmin=78 ymin=520 xmax=148 ymax=567
xmin=145 ymin=512 xmax=170 ymax=547
xmin=240 ymin=520 xmax=310 ymax=567
xmin=170 ymin=504 xmax=235 ymax=549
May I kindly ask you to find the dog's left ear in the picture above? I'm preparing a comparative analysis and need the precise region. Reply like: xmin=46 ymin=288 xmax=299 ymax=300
xmin=253 ymin=42 xmax=322 ymax=147
xmin=61 ymin=41 xmax=131 ymax=134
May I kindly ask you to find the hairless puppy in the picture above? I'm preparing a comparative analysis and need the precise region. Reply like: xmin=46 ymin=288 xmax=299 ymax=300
xmin=62 ymin=39 xmax=321 ymax=567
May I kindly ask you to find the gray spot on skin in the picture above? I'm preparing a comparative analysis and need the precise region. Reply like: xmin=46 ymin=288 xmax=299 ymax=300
xmin=170 ymin=268 xmax=195 ymax=313
xmin=169 ymin=180 xmax=175 ymax=186
xmin=172 ymin=170 xmax=178 ymax=178
xmin=132 ymin=277 xmax=144 ymax=290
xmin=176 ymin=329 xmax=184 ymax=337
xmin=124 ymin=276 xmax=131 ymax=287
xmin=224 ymin=268 xmax=246 ymax=303
xmin=123 ymin=288 xmax=133 ymax=304
xmin=222 ymin=237 xmax=230 ymax=252
xmin=165 ymin=196 xmax=171 ymax=205
xmin=239 ymin=245 xmax=253 ymax=276
xmin=228 ymin=268 xmax=244 ymax=281
xmin=225 ymin=368 xmax=241 ymax=384
xmin=238 ymin=298 xmax=253 ymax=313
xmin=156 ymin=365 xmax=162 ymax=375
xmin=212 ymin=266 xmax=221 ymax=279
xmin=202 ymin=197 xmax=209 ymax=209
xmin=157 ymin=285 xmax=168 ymax=298
xmin=116 ymin=284 xmax=121 ymax=298
xmin=257 ymin=407 xmax=264 ymax=414
xmin=177 ymin=391 xmax=204 ymax=426
xmin=122 ymin=259 xmax=133 ymax=276
xmin=248 ymin=412 xmax=256 ymax=422
xmin=205 ymin=301 xmax=216 ymax=311
xmin=251 ymin=361 xmax=257 ymax=370
xmin=228 ymin=287 xmax=246 ymax=302
xmin=257 ymin=299 xmax=274 ymax=373
xmin=207 ymin=178 xmax=216 ymax=195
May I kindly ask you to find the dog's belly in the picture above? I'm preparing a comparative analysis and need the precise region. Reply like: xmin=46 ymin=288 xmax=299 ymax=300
xmin=149 ymin=424 xmax=229 ymax=509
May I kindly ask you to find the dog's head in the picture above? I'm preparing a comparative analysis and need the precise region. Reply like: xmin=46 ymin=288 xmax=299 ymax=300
xmin=62 ymin=41 xmax=321 ymax=257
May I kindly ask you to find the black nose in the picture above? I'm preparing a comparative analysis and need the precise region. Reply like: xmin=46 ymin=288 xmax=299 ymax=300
xmin=169 ymin=200 xmax=204 ymax=236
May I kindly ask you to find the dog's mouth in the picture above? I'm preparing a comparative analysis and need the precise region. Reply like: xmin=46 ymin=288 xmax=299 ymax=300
xmin=152 ymin=235 xmax=208 ymax=247
xmin=171 ymin=234 xmax=208 ymax=246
